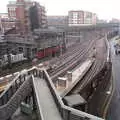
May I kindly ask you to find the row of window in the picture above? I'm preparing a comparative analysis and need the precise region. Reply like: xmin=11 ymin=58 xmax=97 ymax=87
xmin=8 ymin=7 xmax=16 ymax=11
xmin=9 ymin=11 xmax=16 ymax=17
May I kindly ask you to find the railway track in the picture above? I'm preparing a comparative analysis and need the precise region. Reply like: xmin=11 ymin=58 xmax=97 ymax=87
xmin=48 ymin=31 xmax=105 ymax=78
xmin=71 ymin=60 xmax=105 ymax=94
xmin=50 ymin=40 xmax=92 ymax=74
xmin=50 ymin=38 xmax=97 ymax=82
xmin=49 ymin=39 xmax=90 ymax=67
xmin=61 ymin=60 xmax=105 ymax=97
xmin=48 ymin=31 xmax=97 ymax=67
xmin=61 ymin=36 xmax=108 ymax=97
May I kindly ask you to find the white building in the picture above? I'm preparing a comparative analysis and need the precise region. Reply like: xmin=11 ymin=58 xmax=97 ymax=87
xmin=68 ymin=10 xmax=97 ymax=26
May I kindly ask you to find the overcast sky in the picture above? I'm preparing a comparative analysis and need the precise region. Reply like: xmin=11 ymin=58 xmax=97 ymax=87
xmin=1 ymin=0 xmax=120 ymax=20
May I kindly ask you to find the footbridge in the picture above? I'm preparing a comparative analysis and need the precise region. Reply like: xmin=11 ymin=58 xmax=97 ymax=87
xmin=0 ymin=67 xmax=104 ymax=120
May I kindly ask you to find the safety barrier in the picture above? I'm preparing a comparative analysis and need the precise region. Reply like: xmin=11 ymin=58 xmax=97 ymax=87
xmin=0 ymin=74 xmax=32 ymax=120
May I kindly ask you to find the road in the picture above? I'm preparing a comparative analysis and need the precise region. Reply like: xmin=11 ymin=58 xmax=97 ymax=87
xmin=107 ymin=39 xmax=120 ymax=120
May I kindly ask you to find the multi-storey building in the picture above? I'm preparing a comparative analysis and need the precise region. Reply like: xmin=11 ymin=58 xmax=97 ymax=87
xmin=47 ymin=16 xmax=68 ymax=28
xmin=29 ymin=2 xmax=47 ymax=30
xmin=0 ymin=13 xmax=17 ymax=33
xmin=7 ymin=1 xmax=17 ymax=19
xmin=68 ymin=10 xmax=97 ymax=26
xmin=109 ymin=18 xmax=120 ymax=23
xmin=92 ymin=13 xmax=97 ymax=25
xmin=7 ymin=0 xmax=47 ymax=34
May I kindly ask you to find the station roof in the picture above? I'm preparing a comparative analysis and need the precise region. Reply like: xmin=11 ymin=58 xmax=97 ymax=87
xmin=63 ymin=94 xmax=86 ymax=107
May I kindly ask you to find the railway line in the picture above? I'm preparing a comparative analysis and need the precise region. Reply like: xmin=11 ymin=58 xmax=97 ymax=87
xmin=49 ymin=31 xmax=105 ymax=69
xmin=61 ymin=60 xmax=105 ymax=97
xmin=49 ymin=35 xmax=102 ymax=82
xmin=49 ymin=38 xmax=90 ymax=67
xmin=61 ymin=36 xmax=108 ymax=97
xmin=59 ymin=34 xmax=112 ymax=118
xmin=48 ymin=32 xmax=94 ymax=65
xmin=70 ymin=60 xmax=105 ymax=94
xmin=50 ymin=40 xmax=93 ymax=76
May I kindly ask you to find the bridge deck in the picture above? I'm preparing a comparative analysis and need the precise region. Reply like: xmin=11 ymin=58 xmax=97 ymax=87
xmin=34 ymin=77 xmax=63 ymax=120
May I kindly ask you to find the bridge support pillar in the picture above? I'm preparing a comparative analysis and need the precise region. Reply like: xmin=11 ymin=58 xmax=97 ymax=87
xmin=67 ymin=71 xmax=72 ymax=82
xmin=56 ymin=77 xmax=68 ymax=90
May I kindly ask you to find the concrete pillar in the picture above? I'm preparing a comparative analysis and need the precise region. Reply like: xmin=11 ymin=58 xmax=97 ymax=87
xmin=67 ymin=71 xmax=72 ymax=82
xmin=56 ymin=77 xmax=68 ymax=90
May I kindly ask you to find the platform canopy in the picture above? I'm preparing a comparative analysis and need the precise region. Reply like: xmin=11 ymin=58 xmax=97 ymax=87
xmin=63 ymin=94 xmax=86 ymax=107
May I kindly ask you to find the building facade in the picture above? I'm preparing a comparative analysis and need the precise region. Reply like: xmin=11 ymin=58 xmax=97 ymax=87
xmin=47 ymin=16 xmax=68 ymax=28
xmin=7 ymin=0 xmax=47 ymax=33
xmin=0 ymin=13 xmax=17 ymax=33
xmin=68 ymin=10 xmax=97 ymax=26
xmin=29 ymin=2 xmax=47 ymax=31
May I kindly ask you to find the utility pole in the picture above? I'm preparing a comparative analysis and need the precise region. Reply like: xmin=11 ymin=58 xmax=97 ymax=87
xmin=6 ymin=42 xmax=12 ymax=69
xmin=63 ymin=32 xmax=66 ymax=52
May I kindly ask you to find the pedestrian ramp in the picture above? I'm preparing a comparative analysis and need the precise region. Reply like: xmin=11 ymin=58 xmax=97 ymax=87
xmin=33 ymin=77 xmax=63 ymax=120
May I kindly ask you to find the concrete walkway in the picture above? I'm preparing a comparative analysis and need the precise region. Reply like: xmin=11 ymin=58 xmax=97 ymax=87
xmin=33 ymin=77 xmax=63 ymax=120
xmin=72 ymin=60 xmax=92 ymax=83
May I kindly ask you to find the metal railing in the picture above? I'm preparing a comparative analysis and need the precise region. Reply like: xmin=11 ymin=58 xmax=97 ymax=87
xmin=0 ymin=73 xmax=33 ymax=120
xmin=36 ymin=68 xmax=104 ymax=120
xmin=0 ymin=66 xmax=105 ymax=120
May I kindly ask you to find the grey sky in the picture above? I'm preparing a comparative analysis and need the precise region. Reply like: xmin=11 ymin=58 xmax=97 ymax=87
xmin=0 ymin=0 xmax=120 ymax=20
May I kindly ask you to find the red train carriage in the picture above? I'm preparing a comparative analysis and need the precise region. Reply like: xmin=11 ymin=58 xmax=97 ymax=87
xmin=45 ymin=47 xmax=53 ymax=56
xmin=52 ymin=46 xmax=60 ymax=54
xmin=36 ymin=45 xmax=61 ymax=59
xmin=36 ymin=49 xmax=45 ymax=59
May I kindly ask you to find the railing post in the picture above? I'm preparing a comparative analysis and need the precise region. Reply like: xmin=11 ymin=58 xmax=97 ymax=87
xmin=11 ymin=85 xmax=14 ymax=96
xmin=33 ymin=69 xmax=35 ymax=77
xmin=23 ymin=74 xmax=26 ymax=82
xmin=19 ymin=75 xmax=22 ymax=81
xmin=32 ymin=88 xmax=37 ymax=110
xmin=19 ymin=75 xmax=23 ymax=84
xmin=0 ymin=97 xmax=4 ymax=105
xmin=62 ymin=108 xmax=70 ymax=120
xmin=3 ymin=94 xmax=7 ymax=105
xmin=15 ymin=80 xmax=17 ymax=90
xmin=38 ymin=70 xmax=44 ymax=79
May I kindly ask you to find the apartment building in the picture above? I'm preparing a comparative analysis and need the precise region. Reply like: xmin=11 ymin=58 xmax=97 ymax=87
xmin=29 ymin=2 xmax=47 ymax=30
xmin=7 ymin=0 xmax=47 ymax=33
xmin=68 ymin=10 xmax=97 ymax=26
xmin=0 ymin=13 xmax=17 ymax=33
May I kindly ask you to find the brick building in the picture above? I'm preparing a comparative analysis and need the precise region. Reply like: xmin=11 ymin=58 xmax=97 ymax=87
xmin=68 ymin=10 xmax=97 ymax=26
xmin=7 ymin=0 xmax=47 ymax=34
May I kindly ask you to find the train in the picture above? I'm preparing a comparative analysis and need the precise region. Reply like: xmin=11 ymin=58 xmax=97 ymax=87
xmin=0 ymin=53 xmax=27 ymax=68
xmin=36 ymin=45 xmax=62 ymax=59
xmin=0 ymin=45 xmax=64 ymax=68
